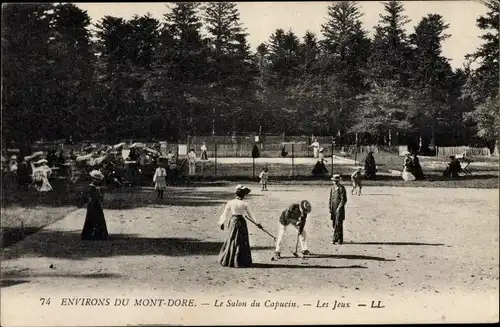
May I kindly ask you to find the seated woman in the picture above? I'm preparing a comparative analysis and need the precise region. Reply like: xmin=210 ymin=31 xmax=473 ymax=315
xmin=443 ymin=156 xmax=462 ymax=178
xmin=402 ymin=152 xmax=416 ymax=182
xmin=412 ymin=154 xmax=425 ymax=180
xmin=312 ymin=147 xmax=329 ymax=177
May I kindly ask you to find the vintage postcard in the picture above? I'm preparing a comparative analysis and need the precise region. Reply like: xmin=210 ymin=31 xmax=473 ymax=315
xmin=1 ymin=1 xmax=499 ymax=326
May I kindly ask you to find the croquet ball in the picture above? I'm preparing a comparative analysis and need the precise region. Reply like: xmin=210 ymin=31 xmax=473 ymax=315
xmin=271 ymin=257 xmax=275 ymax=261
xmin=49 ymin=264 xmax=54 ymax=269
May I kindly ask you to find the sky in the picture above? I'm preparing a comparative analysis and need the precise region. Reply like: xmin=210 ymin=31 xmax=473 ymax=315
xmin=74 ymin=1 xmax=490 ymax=70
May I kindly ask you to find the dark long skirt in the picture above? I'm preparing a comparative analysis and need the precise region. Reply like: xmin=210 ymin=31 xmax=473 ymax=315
xmin=312 ymin=161 xmax=329 ymax=176
xmin=81 ymin=202 xmax=108 ymax=240
xmin=365 ymin=162 xmax=377 ymax=180
xmin=218 ymin=215 xmax=252 ymax=268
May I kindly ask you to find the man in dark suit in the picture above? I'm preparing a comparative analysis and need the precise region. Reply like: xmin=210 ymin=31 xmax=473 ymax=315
xmin=329 ymin=174 xmax=348 ymax=244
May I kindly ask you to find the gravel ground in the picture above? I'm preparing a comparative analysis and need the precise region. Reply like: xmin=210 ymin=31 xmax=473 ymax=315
xmin=1 ymin=184 xmax=498 ymax=325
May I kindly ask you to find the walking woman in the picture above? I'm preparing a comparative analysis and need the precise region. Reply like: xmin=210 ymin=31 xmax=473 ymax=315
xmin=217 ymin=185 xmax=262 ymax=268
xmin=364 ymin=152 xmax=377 ymax=180
xmin=153 ymin=159 xmax=167 ymax=200
xmin=81 ymin=170 xmax=109 ymax=240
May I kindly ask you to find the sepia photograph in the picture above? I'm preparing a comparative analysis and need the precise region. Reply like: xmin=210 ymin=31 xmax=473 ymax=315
xmin=1 ymin=1 xmax=499 ymax=326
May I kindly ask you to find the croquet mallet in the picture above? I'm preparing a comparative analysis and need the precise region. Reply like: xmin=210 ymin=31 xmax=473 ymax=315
xmin=244 ymin=216 xmax=276 ymax=241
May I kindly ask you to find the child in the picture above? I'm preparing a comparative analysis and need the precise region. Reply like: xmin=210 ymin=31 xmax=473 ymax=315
xmin=351 ymin=168 xmax=363 ymax=196
xmin=153 ymin=161 xmax=167 ymax=200
xmin=259 ymin=166 xmax=269 ymax=191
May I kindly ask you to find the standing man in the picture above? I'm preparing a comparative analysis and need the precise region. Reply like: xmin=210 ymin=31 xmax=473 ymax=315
xmin=272 ymin=200 xmax=312 ymax=259
xmin=187 ymin=148 xmax=197 ymax=177
xmin=329 ymin=174 xmax=347 ymax=244
xmin=310 ymin=138 xmax=320 ymax=159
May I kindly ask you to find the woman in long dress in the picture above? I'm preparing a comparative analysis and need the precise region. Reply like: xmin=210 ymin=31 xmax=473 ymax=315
xmin=364 ymin=152 xmax=377 ymax=180
xmin=153 ymin=160 xmax=167 ymax=200
xmin=200 ymin=142 xmax=208 ymax=160
xmin=81 ymin=170 xmax=109 ymax=240
xmin=32 ymin=159 xmax=53 ymax=192
xmin=217 ymin=185 xmax=262 ymax=268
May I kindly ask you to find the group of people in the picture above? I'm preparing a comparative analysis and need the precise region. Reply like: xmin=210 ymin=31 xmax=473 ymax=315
xmin=402 ymin=152 xmax=425 ymax=181
xmin=3 ymin=152 xmax=56 ymax=193
xmin=216 ymin=174 xmax=348 ymax=268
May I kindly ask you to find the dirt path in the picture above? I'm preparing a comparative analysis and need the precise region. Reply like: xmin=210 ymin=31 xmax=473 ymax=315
xmin=1 ymin=185 xmax=498 ymax=325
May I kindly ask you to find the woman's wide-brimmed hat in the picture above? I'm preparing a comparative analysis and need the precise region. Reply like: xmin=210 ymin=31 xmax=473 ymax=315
xmin=235 ymin=184 xmax=251 ymax=195
xmin=35 ymin=159 xmax=48 ymax=165
xmin=10 ymin=155 xmax=18 ymax=160
xmin=300 ymin=200 xmax=312 ymax=213
xmin=331 ymin=174 xmax=341 ymax=181
xmin=89 ymin=170 xmax=105 ymax=180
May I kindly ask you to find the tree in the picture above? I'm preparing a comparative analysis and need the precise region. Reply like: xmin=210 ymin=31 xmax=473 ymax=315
xmin=266 ymin=28 xmax=302 ymax=87
xmin=47 ymin=3 xmax=95 ymax=141
xmin=298 ymin=31 xmax=319 ymax=76
xmin=367 ymin=0 xmax=412 ymax=86
xmin=94 ymin=15 xmax=151 ymax=141
xmin=203 ymin=2 xmax=243 ymax=57
xmin=128 ymin=14 xmax=161 ymax=69
xmin=318 ymin=1 xmax=371 ymax=136
xmin=2 ymin=3 xmax=56 ymax=150
xmin=463 ymin=0 xmax=499 ymax=147
xmin=202 ymin=2 xmax=255 ymax=134
xmin=350 ymin=81 xmax=414 ymax=144
xmin=409 ymin=14 xmax=455 ymax=148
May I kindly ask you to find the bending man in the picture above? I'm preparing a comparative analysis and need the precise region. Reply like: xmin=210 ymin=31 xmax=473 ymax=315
xmin=272 ymin=200 xmax=312 ymax=259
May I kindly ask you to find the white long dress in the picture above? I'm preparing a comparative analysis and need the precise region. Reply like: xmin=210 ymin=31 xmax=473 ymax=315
xmin=33 ymin=165 xmax=53 ymax=192
xmin=402 ymin=166 xmax=416 ymax=182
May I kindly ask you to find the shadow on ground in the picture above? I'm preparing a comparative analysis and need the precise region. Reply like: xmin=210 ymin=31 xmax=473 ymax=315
xmin=0 ymin=279 xmax=30 ymax=288
xmin=346 ymin=241 xmax=445 ymax=246
xmin=1 ymin=272 xmax=122 ymax=288
xmin=1 ymin=187 xmax=236 ymax=248
xmin=306 ymin=254 xmax=395 ymax=261
xmin=3 ymin=233 xmax=275 ymax=260
xmin=251 ymin=263 xmax=368 ymax=269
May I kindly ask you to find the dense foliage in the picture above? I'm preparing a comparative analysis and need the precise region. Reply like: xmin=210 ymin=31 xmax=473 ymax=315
xmin=2 ymin=1 xmax=498 ymax=150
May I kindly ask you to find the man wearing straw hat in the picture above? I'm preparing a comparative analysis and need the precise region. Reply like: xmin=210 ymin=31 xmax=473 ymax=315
xmin=272 ymin=200 xmax=312 ymax=259
xmin=329 ymin=174 xmax=347 ymax=244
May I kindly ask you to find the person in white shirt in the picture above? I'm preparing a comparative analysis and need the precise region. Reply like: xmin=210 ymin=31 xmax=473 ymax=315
xmin=259 ymin=166 xmax=269 ymax=191
xmin=153 ymin=160 xmax=167 ymax=200
xmin=218 ymin=185 xmax=263 ymax=268
xmin=187 ymin=149 xmax=196 ymax=176
xmin=200 ymin=142 xmax=208 ymax=160
xmin=309 ymin=138 xmax=320 ymax=159
xmin=32 ymin=159 xmax=53 ymax=192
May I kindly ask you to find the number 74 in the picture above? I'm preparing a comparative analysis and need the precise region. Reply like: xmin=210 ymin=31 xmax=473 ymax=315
xmin=39 ymin=298 xmax=51 ymax=305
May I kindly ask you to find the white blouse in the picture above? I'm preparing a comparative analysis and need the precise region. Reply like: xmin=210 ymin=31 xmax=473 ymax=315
xmin=153 ymin=168 xmax=166 ymax=182
xmin=218 ymin=198 xmax=256 ymax=225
